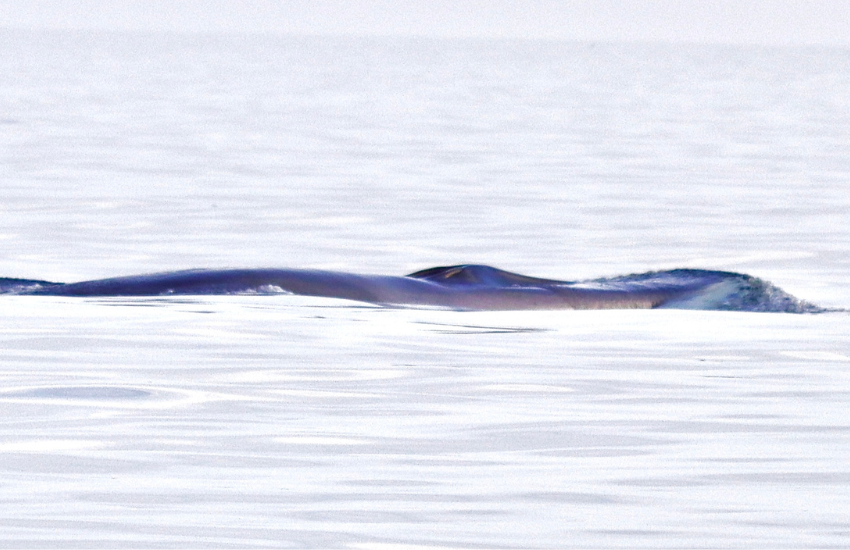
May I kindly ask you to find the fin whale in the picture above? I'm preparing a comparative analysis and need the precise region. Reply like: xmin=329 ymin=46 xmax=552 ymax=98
xmin=0 ymin=265 xmax=824 ymax=313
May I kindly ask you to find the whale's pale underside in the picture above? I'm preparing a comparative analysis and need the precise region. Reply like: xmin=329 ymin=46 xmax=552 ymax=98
xmin=0 ymin=265 xmax=825 ymax=313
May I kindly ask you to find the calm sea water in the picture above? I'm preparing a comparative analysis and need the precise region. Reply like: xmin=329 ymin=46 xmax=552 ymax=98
xmin=0 ymin=30 xmax=849 ymax=548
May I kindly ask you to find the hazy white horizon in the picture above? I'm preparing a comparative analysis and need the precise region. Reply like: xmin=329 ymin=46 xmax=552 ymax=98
xmin=2 ymin=0 xmax=850 ymax=46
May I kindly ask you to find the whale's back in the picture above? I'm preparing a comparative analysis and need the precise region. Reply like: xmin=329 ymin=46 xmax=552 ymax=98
xmin=0 ymin=266 xmax=828 ymax=313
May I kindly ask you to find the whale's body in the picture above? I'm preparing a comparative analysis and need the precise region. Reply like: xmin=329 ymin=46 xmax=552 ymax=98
xmin=0 ymin=265 xmax=823 ymax=313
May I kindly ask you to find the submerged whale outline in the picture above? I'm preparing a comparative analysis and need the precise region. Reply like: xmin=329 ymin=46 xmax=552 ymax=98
xmin=0 ymin=265 xmax=825 ymax=313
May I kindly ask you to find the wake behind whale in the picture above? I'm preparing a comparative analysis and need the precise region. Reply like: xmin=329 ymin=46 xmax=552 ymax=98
xmin=0 ymin=265 xmax=826 ymax=313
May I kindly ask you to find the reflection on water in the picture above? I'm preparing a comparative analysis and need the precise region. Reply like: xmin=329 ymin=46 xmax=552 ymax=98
xmin=5 ymin=386 xmax=152 ymax=400
xmin=0 ymin=297 xmax=848 ymax=547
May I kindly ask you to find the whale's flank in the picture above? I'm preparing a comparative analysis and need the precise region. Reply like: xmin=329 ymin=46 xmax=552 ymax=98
xmin=0 ymin=265 xmax=825 ymax=313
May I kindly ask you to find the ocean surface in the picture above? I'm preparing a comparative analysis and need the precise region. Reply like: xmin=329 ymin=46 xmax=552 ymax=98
xmin=1 ymin=30 xmax=849 ymax=548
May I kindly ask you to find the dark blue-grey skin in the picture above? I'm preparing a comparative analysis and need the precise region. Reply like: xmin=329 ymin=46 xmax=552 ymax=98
xmin=0 ymin=265 xmax=824 ymax=312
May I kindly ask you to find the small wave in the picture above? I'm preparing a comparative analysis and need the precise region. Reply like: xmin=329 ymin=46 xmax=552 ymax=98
xmin=590 ymin=270 xmax=826 ymax=313
xmin=232 ymin=284 xmax=293 ymax=296
xmin=0 ymin=278 xmax=58 ymax=295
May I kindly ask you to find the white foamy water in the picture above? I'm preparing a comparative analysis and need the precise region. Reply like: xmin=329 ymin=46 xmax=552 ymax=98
xmin=0 ymin=30 xmax=849 ymax=547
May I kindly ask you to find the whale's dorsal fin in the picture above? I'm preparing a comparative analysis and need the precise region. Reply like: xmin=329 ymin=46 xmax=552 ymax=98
xmin=406 ymin=265 xmax=569 ymax=287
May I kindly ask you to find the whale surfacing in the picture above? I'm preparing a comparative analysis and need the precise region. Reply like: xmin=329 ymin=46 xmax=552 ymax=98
xmin=0 ymin=265 xmax=825 ymax=313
